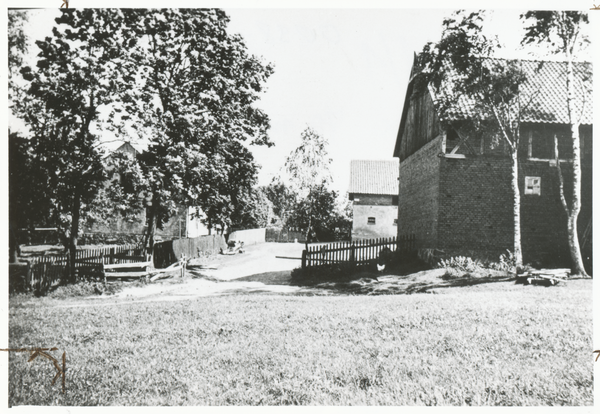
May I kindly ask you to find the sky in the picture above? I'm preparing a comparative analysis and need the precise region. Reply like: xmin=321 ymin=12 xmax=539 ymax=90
xmin=3 ymin=0 xmax=600 ymax=409
xmin=6 ymin=3 xmax=597 ymax=199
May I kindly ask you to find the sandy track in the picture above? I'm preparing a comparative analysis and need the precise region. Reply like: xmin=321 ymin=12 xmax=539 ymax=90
xmin=83 ymin=242 xmax=309 ymax=303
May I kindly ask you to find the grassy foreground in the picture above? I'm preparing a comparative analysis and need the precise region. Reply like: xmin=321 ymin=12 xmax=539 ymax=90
xmin=9 ymin=279 xmax=593 ymax=406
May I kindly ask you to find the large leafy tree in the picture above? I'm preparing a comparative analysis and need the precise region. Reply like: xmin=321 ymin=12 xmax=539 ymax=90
xmin=15 ymin=9 xmax=139 ymax=278
xmin=121 ymin=9 xmax=273 ymax=249
xmin=8 ymin=133 xmax=34 ymax=262
xmin=521 ymin=11 xmax=590 ymax=276
xmin=416 ymin=10 xmax=531 ymax=268
xmin=83 ymin=152 xmax=149 ymax=233
xmin=194 ymin=140 xmax=262 ymax=234
xmin=262 ymin=181 xmax=297 ymax=227
xmin=230 ymin=186 xmax=275 ymax=230
xmin=287 ymin=184 xmax=351 ymax=242
xmin=8 ymin=9 xmax=29 ymax=99
xmin=8 ymin=10 xmax=31 ymax=262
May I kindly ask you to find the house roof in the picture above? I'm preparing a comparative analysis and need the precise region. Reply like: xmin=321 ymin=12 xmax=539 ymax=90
xmin=348 ymin=159 xmax=399 ymax=195
xmin=103 ymin=141 xmax=141 ymax=159
xmin=434 ymin=59 xmax=593 ymax=125
xmin=394 ymin=56 xmax=593 ymax=158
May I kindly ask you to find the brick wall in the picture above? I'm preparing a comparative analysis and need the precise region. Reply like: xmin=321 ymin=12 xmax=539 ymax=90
xmin=437 ymin=155 xmax=590 ymax=268
xmin=518 ymin=160 xmax=571 ymax=267
xmin=438 ymin=156 xmax=514 ymax=260
xmin=398 ymin=135 xmax=443 ymax=248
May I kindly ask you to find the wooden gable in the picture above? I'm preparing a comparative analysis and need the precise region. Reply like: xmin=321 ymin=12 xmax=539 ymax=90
xmin=394 ymin=85 xmax=442 ymax=162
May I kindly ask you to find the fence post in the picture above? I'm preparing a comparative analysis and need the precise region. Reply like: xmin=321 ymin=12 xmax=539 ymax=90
xmin=301 ymin=249 xmax=307 ymax=270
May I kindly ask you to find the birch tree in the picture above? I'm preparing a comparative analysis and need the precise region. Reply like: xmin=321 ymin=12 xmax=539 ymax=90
xmin=417 ymin=11 xmax=530 ymax=268
xmin=521 ymin=11 xmax=590 ymax=276
xmin=283 ymin=126 xmax=333 ymax=242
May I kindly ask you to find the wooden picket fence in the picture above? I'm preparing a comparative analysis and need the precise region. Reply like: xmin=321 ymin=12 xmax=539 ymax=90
xmin=22 ymin=244 xmax=145 ymax=293
xmin=302 ymin=235 xmax=416 ymax=270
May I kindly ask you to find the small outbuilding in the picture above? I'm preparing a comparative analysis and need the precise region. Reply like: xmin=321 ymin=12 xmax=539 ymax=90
xmin=348 ymin=159 xmax=399 ymax=241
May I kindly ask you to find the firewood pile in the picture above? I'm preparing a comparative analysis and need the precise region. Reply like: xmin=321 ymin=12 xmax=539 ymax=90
xmin=515 ymin=268 xmax=569 ymax=286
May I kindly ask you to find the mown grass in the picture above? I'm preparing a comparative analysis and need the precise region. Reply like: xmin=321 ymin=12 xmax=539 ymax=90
xmin=8 ymin=279 xmax=593 ymax=406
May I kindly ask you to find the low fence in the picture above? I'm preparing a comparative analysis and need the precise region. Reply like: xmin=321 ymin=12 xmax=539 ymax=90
xmin=227 ymin=228 xmax=266 ymax=246
xmin=153 ymin=235 xmax=227 ymax=268
xmin=266 ymin=228 xmax=307 ymax=243
xmin=13 ymin=244 xmax=143 ymax=294
xmin=302 ymin=235 xmax=416 ymax=270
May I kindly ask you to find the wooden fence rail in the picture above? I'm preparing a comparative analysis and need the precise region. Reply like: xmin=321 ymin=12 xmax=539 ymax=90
xmin=23 ymin=244 xmax=145 ymax=293
xmin=302 ymin=235 xmax=416 ymax=270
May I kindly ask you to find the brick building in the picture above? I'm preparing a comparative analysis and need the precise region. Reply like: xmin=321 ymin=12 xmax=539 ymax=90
xmin=393 ymin=58 xmax=592 ymax=271
xmin=348 ymin=159 xmax=399 ymax=240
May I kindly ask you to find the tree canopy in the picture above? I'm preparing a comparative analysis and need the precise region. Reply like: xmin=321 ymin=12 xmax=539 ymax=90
xmin=119 ymin=9 xmax=273 ymax=244
xmin=11 ymin=9 xmax=275 ymax=267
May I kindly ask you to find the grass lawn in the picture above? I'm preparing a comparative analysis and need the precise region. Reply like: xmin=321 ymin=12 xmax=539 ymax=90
xmin=8 ymin=279 xmax=593 ymax=406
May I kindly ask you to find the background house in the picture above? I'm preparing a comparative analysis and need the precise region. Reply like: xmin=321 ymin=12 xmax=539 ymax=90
xmin=84 ymin=142 xmax=210 ymax=243
xmin=348 ymin=159 xmax=399 ymax=240
xmin=394 ymin=57 xmax=592 ymax=271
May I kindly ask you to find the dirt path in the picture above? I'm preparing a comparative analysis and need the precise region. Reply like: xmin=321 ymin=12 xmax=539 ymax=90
xmin=86 ymin=242 xmax=309 ymax=304
xmin=198 ymin=242 xmax=306 ymax=280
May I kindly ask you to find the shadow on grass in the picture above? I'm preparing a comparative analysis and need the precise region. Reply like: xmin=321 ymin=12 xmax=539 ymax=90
xmin=402 ymin=274 xmax=514 ymax=295
xmin=288 ymin=257 xmax=514 ymax=296
xmin=230 ymin=271 xmax=293 ymax=286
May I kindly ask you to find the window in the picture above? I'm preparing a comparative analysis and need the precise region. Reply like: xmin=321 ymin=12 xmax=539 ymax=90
xmin=367 ymin=217 xmax=376 ymax=225
xmin=393 ymin=219 xmax=398 ymax=226
xmin=525 ymin=176 xmax=541 ymax=195
xmin=528 ymin=129 xmax=571 ymax=161
xmin=392 ymin=195 xmax=399 ymax=206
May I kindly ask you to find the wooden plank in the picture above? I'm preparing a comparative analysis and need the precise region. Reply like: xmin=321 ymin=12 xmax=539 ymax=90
xmin=105 ymin=271 xmax=149 ymax=278
xmin=104 ymin=260 xmax=153 ymax=270
xmin=528 ymin=269 xmax=569 ymax=277
xmin=112 ymin=255 xmax=147 ymax=262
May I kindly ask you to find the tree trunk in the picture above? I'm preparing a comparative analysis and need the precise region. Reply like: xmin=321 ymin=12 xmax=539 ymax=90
xmin=563 ymin=56 xmax=588 ymax=277
xmin=554 ymin=134 xmax=587 ymax=277
xmin=9 ymin=225 xmax=20 ymax=264
xmin=305 ymin=187 xmax=313 ymax=242
xmin=511 ymin=149 xmax=523 ymax=271
xmin=143 ymin=205 xmax=157 ymax=256
xmin=69 ymin=191 xmax=81 ymax=283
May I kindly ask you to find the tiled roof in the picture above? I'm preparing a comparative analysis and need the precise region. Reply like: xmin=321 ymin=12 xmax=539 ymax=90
xmin=348 ymin=159 xmax=399 ymax=195
xmin=432 ymin=59 xmax=593 ymax=125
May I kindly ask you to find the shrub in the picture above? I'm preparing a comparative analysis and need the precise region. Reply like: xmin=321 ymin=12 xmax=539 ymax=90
xmin=46 ymin=280 xmax=125 ymax=299
xmin=438 ymin=256 xmax=482 ymax=277
xmin=487 ymin=250 xmax=519 ymax=273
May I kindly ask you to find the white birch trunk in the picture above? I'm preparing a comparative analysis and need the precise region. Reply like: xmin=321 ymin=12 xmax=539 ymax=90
xmin=564 ymin=55 xmax=588 ymax=276
xmin=511 ymin=149 xmax=523 ymax=270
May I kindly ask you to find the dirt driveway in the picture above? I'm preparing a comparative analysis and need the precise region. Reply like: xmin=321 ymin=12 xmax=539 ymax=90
xmin=199 ymin=242 xmax=306 ymax=281
xmin=86 ymin=242 xmax=310 ymax=304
